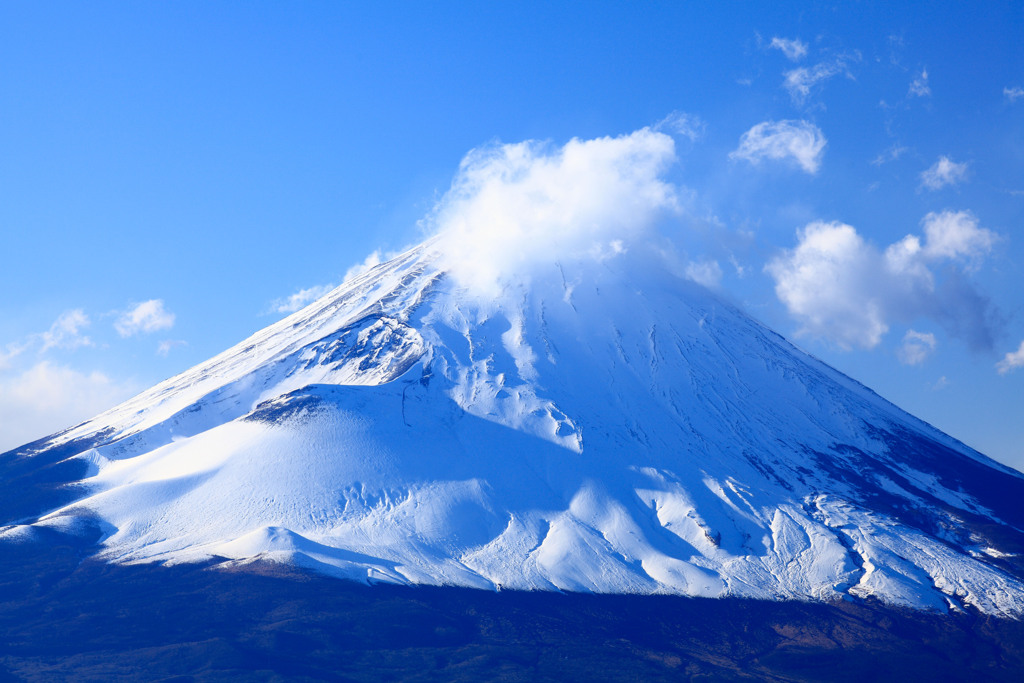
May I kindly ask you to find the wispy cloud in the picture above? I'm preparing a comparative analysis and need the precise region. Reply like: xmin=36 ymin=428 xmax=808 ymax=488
xmin=997 ymin=341 xmax=1024 ymax=374
xmin=920 ymin=155 xmax=968 ymax=190
xmin=344 ymin=250 xmax=387 ymax=282
xmin=115 ymin=300 xmax=175 ymax=337
xmin=157 ymin=339 xmax=188 ymax=357
xmin=39 ymin=310 xmax=92 ymax=352
xmin=898 ymin=330 xmax=937 ymax=365
xmin=730 ymin=120 xmax=826 ymax=174
xmin=268 ymin=249 xmax=404 ymax=315
xmin=270 ymin=284 xmax=336 ymax=314
xmin=0 ymin=360 xmax=138 ymax=453
xmin=39 ymin=309 xmax=92 ymax=352
xmin=1005 ymin=86 xmax=1024 ymax=102
xmin=684 ymin=259 xmax=723 ymax=288
xmin=871 ymin=144 xmax=908 ymax=166
xmin=1 ymin=309 xmax=93 ymax=370
xmin=766 ymin=211 xmax=998 ymax=351
xmin=0 ymin=342 xmax=28 ymax=371
xmin=909 ymin=69 xmax=931 ymax=97
xmin=769 ymin=37 xmax=808 ymax=62
xmin=654 ymin=111 xmax=706 ymax=141
xmin=783 ymin=53 xmax=855 ymax=105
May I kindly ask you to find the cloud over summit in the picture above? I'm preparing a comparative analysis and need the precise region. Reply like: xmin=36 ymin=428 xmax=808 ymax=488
xmin=429 ymin=128 xmax=681 ymax=294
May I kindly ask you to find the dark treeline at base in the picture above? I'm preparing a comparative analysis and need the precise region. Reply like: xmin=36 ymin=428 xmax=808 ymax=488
xmin=1 ymin=534 xmax=1022 ymax=682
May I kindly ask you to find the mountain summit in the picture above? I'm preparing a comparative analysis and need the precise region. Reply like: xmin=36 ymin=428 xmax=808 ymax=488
xmin=3 ymin=238 xmax=1023 ymax=618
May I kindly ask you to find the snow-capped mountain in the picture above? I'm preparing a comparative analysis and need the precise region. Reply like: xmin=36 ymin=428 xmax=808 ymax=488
xmin=3 ymin=240 xmax=1024 ymax=618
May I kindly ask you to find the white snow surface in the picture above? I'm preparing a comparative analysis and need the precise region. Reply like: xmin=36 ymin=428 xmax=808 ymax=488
xmin=5 ymin=241 xmax=1024 ymax=617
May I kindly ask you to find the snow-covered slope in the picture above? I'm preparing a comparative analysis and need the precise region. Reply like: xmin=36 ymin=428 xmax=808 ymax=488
xmin=4 ymin=241 xmax=1024 ymax=617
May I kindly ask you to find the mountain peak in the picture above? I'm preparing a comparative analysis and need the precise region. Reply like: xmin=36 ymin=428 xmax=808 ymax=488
xmin=3 ymin=240 xmax=1024 ymax=617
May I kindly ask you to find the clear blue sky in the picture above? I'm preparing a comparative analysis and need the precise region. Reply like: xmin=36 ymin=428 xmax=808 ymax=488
xmin=2 ymin=2 xmax=1022 ymax=469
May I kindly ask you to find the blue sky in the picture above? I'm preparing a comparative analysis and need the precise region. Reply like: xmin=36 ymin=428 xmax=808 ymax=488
xmin=2 ymin=2 xmax=1022 ymax=469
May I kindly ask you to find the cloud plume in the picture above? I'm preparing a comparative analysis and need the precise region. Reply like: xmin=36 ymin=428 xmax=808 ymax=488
xmin=429 ymin=128 xmax=680 ymax=294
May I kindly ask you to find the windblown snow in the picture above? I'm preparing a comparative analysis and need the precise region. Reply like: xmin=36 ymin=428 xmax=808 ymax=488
xmin=4 ymin=241 xmax=1024 ymax=617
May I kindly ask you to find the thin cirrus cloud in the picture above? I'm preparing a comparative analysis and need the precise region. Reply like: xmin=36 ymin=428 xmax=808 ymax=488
xmin=909 ymin=69 xmax=931 ymax=97
xmin=871 ymin=145 xmax=908 ymax=166
xmin=269 ymin=284 xmax=337 ymax=315
xmin=920 ymin=156 xmax=968 ymax=190
xmin=898 ymin=330 xmax=937 ymax=365
xmin=997 ymin=341 xmax=1024 ymax=374
xmin=1005 ymin=86 xmax=1024 ymax=102
xmin=269 ymin=248 xmax=409 ymax=316
xmin=114 ymin=299 xmax=175 ymax=337
xmin=654 ymin=111 xmax=706 ymax=141
xmin=0 ymin=309 xmax=93 ymax=366
xmin=766 ymin=210 xmax=998 ymax=351
xmin=769 ymin=36 xmax=808 ymax=62
xmin=730 ymin=120 xmax=827 ymax=174
xmin=782 ymin=54 xmax=855 ymax=106
xmin=157 ymin=340 xmax=188 ymax=357
xmin=38 ymin=309 xmax=92 ymax=352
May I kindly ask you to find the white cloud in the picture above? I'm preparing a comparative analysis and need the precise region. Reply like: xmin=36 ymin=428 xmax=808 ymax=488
xmin=783 ymin=55 xmax=854 ymax=105
xmin=871 ymin=145 xmax=908 ymax=166
xmin=0 ymin=361 xmax=138 ymax=453
xmin=730 ymin=120 xmax=826 ymax=174
xmin=39 ymin=309 xmax=92 ymax=352
xmin=654 ymin=111 xmax=706 ymax=141
xmin=769 ymin=37 xmax=808 ymax=61
xmin=997 ymin=341 xmax=1024 ymax=375
xmin=920 ymin=209 xmax=995 ymax=267
xmin=157 ymin=339 xmax=188 ymax=357
xmin=271 ymin=249 xmax=405 ymax=315
xmin=0 ymin=343 xmax=24 ymax=371
xmin=684 ymin=259 xmax=723 ymax=288
xmin=344 ymin=250 xmax=388 ymax=282
xmin=920 ymin=155 xmax=968 ymax=190
xmin=766 ymin=222 xmax=889 ymax=349
xmin=909 ymin=69 xmax=931 ymax=97
xmin=270 ymin=284 xmax=336 ymax=315
xmin=115 ymin=300 xmax=175 ymax=337
xmin=1 ymin=309 xmax=92 ymax=372
xmin=429 ymin=127 xmax=680 ymax=295
xmin=1005 ymin=86 xmax=1024 ymax=102
xmin=931 ymin=376 xmax=949 ymax=391
xmin=766 ymin=213 xmax=999 ymax=351
xmin=729 ymin=254 xmax=746 ymax=278
xmin=898 ymin=330 xmax=937 ymax=365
